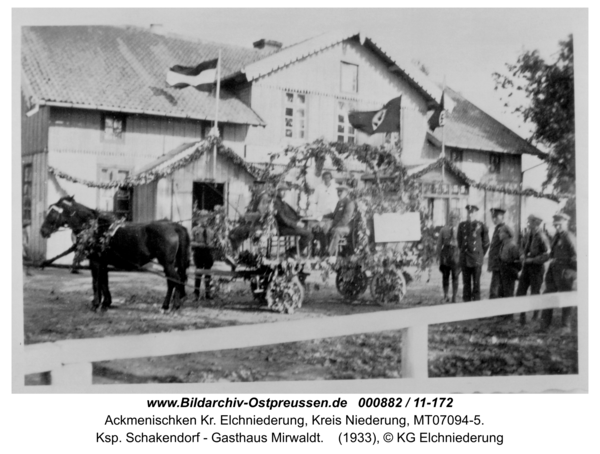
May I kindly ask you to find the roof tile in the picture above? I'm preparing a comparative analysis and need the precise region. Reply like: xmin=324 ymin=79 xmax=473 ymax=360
xmin=22 ymin=26 xmax=268 ymax=125
xmin=433 ymin=87 xmax=540 ymax=155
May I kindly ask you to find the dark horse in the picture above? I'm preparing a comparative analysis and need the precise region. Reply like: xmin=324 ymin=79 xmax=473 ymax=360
xmin=40 ymin=196 xmax=190 ymax=311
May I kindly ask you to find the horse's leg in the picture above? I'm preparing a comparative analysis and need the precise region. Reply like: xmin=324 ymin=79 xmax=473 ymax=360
xmin=162 ymin=263 xmax=182 ymax=311
xmin=162 ymin=279 xmax=174 ymax=312
xmin=90 ymin=260 xmax=101 ymax=311
xmin=100 ymin=263 xmax=112 ymax=310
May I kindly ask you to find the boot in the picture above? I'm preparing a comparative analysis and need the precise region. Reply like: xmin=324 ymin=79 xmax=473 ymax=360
xmin=451 ymin=282 xmax=458 ymax=303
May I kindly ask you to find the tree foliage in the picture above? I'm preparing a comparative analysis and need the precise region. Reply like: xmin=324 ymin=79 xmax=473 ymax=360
xmin=493 ymin=35 xmax=575 ymax=200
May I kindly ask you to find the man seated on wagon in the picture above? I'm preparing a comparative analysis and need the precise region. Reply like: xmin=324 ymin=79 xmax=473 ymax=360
xmin=273 ymin=183 xmax=313 ymax=256
xmin=326 ymin=185 xmax=356 ymax=256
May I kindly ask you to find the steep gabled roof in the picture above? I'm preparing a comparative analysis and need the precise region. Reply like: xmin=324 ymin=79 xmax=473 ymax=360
xmin=430 ymin=86 xmax=543 ymax=156
xmin=21 ymin=26 xmax=267 ymax=125
xmin=235 ymin=30 xmax=444 ymax=106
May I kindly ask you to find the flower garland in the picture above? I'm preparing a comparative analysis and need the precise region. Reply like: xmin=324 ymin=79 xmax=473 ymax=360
xmin=73 ymin=217 xmax=126 ymax=263
xmin=408 ymin=157 xmax=562 ymax=202
xmin=192 ymin=205 xmax=234 ymax=258
xmin=48 ymin=136 xmax=262 ymax=189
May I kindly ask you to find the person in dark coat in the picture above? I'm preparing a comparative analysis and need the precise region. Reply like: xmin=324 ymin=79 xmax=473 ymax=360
xmin=488 ymin=207 xmax=506 ymax=299
xmin=191 ymin=214 xmax=215 ymax=300
xmin=457 ymin=205 xmax=490 ymax=302
xmin=497 ymin=225 xmax=522 ymax=299
xmin=273 ymin=184 xmax=313 ymax=255
xmin=541 ymin=212 xmax=577 ymax=332
xmin=437 ymin=210 xmax=461 ymax=303
xmin=327 ymin=185 xmax=356 ymax=256
xmin=516 ymin=214 xmax=550 ymax=324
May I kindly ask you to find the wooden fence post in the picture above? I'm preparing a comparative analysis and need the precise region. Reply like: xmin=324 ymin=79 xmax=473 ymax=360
xmin=51 ymin=362 xmax=93 ymax=387
xmin=401 ymin=325 xmax=428 ymax=379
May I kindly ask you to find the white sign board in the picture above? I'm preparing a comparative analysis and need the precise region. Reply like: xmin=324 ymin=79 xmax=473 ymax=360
xmin=373 ymin=212 xmax=422 ymax=243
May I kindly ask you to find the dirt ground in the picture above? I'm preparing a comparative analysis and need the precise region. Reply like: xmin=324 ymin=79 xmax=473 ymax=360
xmin=22 ymin=263 xmax=578 ymax=385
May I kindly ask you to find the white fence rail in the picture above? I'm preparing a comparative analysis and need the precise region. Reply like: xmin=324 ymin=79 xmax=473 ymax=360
xmin=20 ymin=292 xmax=581 ymax=391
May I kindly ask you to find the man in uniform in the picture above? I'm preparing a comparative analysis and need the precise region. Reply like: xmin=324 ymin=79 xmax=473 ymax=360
xmin=516 ymin=214 xmax=550 ymax=324
xmin=437 ymin=210 xmax=461 ymax=303
xmin=541 ymin=212 xmax=577 ymax=332
xmin=457 ymin=205 xmax=490 ymax=301
xmin=327 ymin=185 xmax=356 ymax=256
xmin=191 ymin=213 xmax=215 ymax=300
xmin=488 ymin=207 xmax=506 ymax=299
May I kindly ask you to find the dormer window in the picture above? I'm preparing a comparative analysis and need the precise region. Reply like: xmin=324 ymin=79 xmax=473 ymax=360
xmin=102 ymin=113 xmax=125 ymax=142
xmin=340 ymin=62 xmax=358 ymax=93
xmin=450 ymin=149 xmax=463 ymax=163
xmin=489 ymin=153 xmax=502 ymax=173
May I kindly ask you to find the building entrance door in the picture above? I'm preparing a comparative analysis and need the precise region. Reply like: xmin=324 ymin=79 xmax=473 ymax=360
xmin=193 ymin=182 xmax=225 ymax=212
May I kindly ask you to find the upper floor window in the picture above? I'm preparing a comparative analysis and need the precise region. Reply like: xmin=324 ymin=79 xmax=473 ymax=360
xmin=340 ymin=62 xmax=358 ymax=93
xmin=102 ymin=113 xmax=126 ymax=142
xmin=489 ymin=153 xmax=502 ymax=173
xmin=336 ymin=101 xmax=356 ymax=144
xmin=284 ymin=93 xmax=307 ymax=140
xmin=450 ymin=149 xmax=463 ymax=163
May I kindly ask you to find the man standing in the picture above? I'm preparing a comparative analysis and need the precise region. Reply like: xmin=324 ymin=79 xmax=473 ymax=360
xmin=437 ymin=210 xmax=461 ymax=303
xmin=327 ymin=185 xmax=356 ymax=256
xmin=314 ymin=171 xmax=338 ymax=218
xmin=516 ymin=214 xmax=550 ymax=324
xmin=488 ymin=207 xmax=506 ymax=299
xmin=541 ymin=212 xmax=577 ymax=332
xmin=497 ymin=225 xmax=522 ymax=298
xmin=457 ymin=205 xmax=490 ymax=302
xmin=191 ymin=213 xmax=215 ymax=300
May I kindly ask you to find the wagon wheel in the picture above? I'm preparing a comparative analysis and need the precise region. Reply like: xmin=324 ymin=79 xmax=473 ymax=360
xmin=266 ymin=274 xmax=305 ymax=314
xmin=370 ymin=267 xmax=407 ymax=306
xmin=335 ymin=266 xmax=368 ymax=301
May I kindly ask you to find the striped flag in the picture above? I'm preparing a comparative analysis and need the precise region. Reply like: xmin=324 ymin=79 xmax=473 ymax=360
xmin=166 ymin=58 xmax=218 ymax=90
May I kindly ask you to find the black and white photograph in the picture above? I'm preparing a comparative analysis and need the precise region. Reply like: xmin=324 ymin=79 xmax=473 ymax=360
xmin=13 ymin=7 xmax=588 ymax=394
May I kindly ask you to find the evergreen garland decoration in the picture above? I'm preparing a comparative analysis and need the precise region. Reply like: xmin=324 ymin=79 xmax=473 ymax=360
xmin=48 ymin=136 xmax=262 ymax=189
xmin=408 ymin=157 xmax=561 ymax=202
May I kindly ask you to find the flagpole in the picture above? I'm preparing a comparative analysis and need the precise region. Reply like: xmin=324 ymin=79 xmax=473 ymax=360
xmin=213 ymin=50 xmax=221 ymax=180
xmin=441 ymin=77 xmax=446 ymax=186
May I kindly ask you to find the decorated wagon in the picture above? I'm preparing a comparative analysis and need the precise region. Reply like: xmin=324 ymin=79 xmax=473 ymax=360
xmin=197 ymin=138 xmax=438 ymax=313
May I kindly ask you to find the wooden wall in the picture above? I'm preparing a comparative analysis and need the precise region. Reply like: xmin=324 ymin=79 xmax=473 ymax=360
xmin=142 ymin=151 xmax=255 ymax=233
xmin=21 ymin=95 xmax=50 ymax=261
xmin=21 ymin=95 xmax=50 ymax=156
xmin=22 ymin=151 xmax=48 ymax=261
xmin=243 ymin=40 xmax=430 ymax=166
xmin=39 ymin=107 xmax=250 ymax=259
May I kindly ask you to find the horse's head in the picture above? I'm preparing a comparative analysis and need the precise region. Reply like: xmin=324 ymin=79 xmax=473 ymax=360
xmin=40 ymin=196 xmax=97 ymax=237
xmin=40 ymin=203 xmax=69 ymax=238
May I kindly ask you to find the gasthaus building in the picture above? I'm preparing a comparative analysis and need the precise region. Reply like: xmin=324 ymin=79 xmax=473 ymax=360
xmin=21 ymin=25 xmax=548 ymax=263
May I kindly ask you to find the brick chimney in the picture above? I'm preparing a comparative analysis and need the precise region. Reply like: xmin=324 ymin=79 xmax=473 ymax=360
xmin=253 ymin=39 xmax=283 ymax=51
